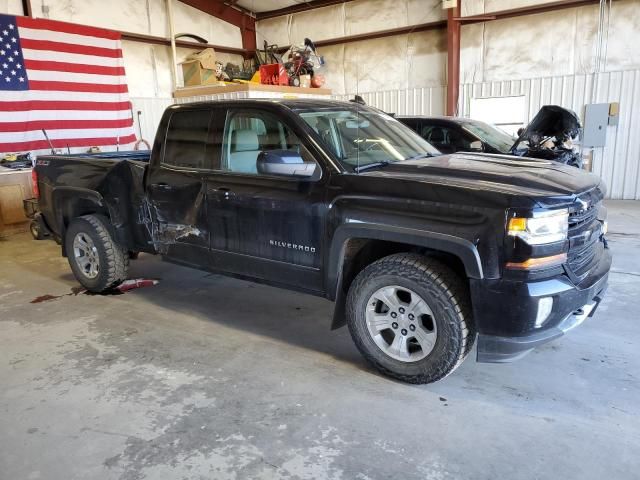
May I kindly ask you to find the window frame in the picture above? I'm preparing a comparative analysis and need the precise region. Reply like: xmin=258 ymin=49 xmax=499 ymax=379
xmin=160 ymin=108 xmax=219 ymax=172
xmin=215 ymin=106 xmax=324 ymax=182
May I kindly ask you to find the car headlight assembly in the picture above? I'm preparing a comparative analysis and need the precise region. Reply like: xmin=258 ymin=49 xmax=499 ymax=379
xmin=505 ymin=209 xmax=569 ymax=270
xmin=507 ymin=209 xmax=569 ymax=245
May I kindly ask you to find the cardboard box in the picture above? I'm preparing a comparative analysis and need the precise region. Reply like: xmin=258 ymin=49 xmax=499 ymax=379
xmin=180 ymin=48 xmax=220 ymax=87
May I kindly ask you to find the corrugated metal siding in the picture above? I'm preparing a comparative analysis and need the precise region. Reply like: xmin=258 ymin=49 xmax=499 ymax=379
xmin=130 ymin=87 xmax=446 ymax=149
xmin=460 ymin=70 xmax=640 ymax=200
xmin=333 ymin=86 xmax=447 ymax=116
xmin=129 ymin=97 xmax=173 ymax=147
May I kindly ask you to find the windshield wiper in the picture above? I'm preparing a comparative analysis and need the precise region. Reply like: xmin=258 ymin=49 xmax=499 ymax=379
xmin=404 ymin=153 xmax=434 ymax=161
xmin=353 ymin=161 xmax=390 ymax=173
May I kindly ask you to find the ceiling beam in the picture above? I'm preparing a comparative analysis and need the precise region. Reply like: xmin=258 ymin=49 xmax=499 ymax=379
xmin=22 ymin=0 xmax=32 ymax=17
xmin=457 ymin=0 xmax=611 ymax=24
xmin=178 ymin=0 xmax=256 ymax=57
xmin=178 ymin=0 xmax=253 ymax=26
xmin=309 ymin=20 xmax=447 ymax=49
xmin=120 ymin=30 xmax=248 ymax=56
xmin=256 ymin=0 xmax=358 ymax=21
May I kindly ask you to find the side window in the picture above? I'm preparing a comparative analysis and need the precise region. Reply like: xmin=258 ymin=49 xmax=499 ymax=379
xmin=221 ymin=109 xmax=318 ymax=178
xmin=163 ymin=110 xmax=213 ymax=169
xmin=446 ymin=128 xmax=474 ymax=151
xmin=421 ymin=125 xmax=462 ymax=154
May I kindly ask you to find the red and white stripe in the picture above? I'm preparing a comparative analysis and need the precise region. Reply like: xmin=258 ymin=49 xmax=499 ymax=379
xmin=0 ymin=16 xmax=136 ymax=154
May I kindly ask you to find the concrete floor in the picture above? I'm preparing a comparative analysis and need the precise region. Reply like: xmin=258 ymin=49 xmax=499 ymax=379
xmin=1 ymin=201 xmax=639 ymax=480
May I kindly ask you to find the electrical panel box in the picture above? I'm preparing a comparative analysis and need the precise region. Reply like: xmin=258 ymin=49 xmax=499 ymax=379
xmin=583 ymin=103 xmax=609 ymax=148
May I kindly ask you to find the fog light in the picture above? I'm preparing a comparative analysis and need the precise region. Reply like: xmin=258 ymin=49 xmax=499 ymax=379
xmin=535 ymin=297 xmax=554 ymax=328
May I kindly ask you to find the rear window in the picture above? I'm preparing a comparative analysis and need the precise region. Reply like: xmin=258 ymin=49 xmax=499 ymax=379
xmin=163 ymin=110 xmax=212 ymax=169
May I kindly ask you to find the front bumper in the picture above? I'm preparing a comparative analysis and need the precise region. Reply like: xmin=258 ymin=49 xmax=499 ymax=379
xmin=472 ymin=247 xmax=611 ymax=363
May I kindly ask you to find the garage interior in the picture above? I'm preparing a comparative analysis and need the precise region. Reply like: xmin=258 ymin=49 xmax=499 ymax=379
xmin=1 ymin=0 xmax=640 ymax=479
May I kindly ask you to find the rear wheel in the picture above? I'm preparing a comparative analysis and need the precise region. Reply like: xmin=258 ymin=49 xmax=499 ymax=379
xmin=65 ymin=214 xmax=129 ymax=292
xmin=346 ymin=253 xmax=474 ymax=384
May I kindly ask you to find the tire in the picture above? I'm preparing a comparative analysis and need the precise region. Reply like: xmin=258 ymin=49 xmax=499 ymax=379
xmin=30 ymin=220 xmax=46 ymax=240
xmin=346 ymin=253 xmax=475 ymax=384
xmin=65 ymin=214 xmax=129 ymax=292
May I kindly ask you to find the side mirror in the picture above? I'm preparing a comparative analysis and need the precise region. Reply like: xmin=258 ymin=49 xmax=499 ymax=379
xmin=257 ymin=150 xmax=317 ymax=178
xmin=469 ymin=140 xmax=484 ymax=152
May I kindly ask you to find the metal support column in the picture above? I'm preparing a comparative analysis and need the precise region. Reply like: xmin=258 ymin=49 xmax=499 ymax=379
xmin=446 ymin=1 xmax=461 ymax=116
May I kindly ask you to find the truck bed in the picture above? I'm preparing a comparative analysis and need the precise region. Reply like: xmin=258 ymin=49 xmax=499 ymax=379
xmin=35 ymin=150 xmax=152 ymax=251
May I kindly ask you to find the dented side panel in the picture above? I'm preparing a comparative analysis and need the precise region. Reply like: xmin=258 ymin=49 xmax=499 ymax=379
xmin=35 ymin=154 xmax=153 ymax=252
xmin=145 ymin=165 xmax=209 ymax=255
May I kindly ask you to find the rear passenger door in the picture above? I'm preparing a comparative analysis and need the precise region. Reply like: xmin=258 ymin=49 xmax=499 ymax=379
xmin=146 ymin=108 xmax=216 ymax=262
xmin=203 ymin=107 xmax=327 ymax=294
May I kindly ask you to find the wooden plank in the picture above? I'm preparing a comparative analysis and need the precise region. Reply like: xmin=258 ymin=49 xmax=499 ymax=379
xmin=173 ymin=83 xmax=332 ymax=98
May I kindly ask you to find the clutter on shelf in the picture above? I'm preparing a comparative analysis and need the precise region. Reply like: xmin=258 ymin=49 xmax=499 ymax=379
xmin=178 ymin=38 xmax=326 ymax=90
xmin=0 ymin=152 xmax=33 ymax=170
xmin=258 ymin=38 xmax=325 ymax=88
xmin=180 ymin=48 xmax=227 ymax=87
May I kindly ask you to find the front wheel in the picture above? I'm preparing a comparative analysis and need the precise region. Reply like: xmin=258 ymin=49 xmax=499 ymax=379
xmin=346 ymin=253 xmax=474 ymax=384
xmin=64 ymin=214 xmax=129 ymax=292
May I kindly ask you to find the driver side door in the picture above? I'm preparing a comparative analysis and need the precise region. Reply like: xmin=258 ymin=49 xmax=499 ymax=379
xmin=204 ymin=107 xmax=328 ymax=294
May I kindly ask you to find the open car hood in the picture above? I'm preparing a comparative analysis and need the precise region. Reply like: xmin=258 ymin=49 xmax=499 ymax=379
xmin=510 ymin=105 xmax=581 ymax=153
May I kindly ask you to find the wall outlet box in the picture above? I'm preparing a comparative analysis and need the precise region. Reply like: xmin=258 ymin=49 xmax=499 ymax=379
xmin=584 ymin=103 xmax=609 ymax=148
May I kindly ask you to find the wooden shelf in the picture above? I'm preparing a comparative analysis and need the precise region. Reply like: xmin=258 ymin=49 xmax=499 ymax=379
xmin=174 ymin=83 xmax=332 ymax=99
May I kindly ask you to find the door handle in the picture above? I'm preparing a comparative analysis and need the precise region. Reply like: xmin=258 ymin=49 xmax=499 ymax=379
xmin=209 ymin=186 xmax=235 ymax=199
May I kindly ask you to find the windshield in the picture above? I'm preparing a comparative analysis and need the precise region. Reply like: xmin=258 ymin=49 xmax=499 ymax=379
xmin=299 ymin=108 xmax=440 ymax=170
xmin=461 ymin=120 xmax=515 ymax=153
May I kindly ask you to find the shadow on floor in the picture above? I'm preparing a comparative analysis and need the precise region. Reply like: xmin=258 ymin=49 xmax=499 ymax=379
xmin=61 ymin=254 xmax=369 ymax=371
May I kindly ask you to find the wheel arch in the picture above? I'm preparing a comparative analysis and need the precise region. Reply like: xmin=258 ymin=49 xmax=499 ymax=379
xmin=327 ymin=224 xmax=483 ymax=329
xmin=52 ymin=187 xmax=110 ymax=256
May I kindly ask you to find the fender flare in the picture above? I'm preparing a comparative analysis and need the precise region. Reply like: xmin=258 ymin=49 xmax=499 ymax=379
xmin=327 ymin=223 xmax=484 ymax=329
xmin=51 ymin=187 xmax=108 ymax=254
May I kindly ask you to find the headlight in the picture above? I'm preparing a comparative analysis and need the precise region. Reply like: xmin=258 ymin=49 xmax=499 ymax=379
xmin=507 ymin=209 xmax=569 ymax=245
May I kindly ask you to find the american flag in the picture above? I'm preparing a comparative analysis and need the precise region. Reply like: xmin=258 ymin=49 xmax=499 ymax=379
xmin=0 ymin=14 xmax=136 ymax=154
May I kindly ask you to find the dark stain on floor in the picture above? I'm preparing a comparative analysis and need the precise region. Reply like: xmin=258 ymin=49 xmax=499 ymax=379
xmin=30 ymin=279 xmax=160 ymax=304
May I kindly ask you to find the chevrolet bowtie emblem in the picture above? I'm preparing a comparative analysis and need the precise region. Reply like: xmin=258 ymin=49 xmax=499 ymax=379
xmin=577 ymin=198 xmax=590 ymax=210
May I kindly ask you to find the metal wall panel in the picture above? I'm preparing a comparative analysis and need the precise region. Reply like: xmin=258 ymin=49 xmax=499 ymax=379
xmin=129 ymin=97 xmax=173 ymax=147
xmin=333 ymin=86 xmax=447 ymax=116
xmin=460 ymin=70 xmax=640 ymax=200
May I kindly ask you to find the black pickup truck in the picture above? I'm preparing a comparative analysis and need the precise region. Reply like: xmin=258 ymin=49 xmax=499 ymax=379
xmin=32 ymin=99 xmax=611 ymax=384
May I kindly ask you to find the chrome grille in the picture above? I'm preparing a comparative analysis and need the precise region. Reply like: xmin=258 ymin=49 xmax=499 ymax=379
xmin=567 ymin=200 xmax=602 ymax=278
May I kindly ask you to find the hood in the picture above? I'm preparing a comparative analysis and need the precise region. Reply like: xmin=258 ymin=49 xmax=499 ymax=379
xmin=511 ymin=105 xmax=581 ymax=152
xmin=360 ymin=152 xmax=601 ymax=199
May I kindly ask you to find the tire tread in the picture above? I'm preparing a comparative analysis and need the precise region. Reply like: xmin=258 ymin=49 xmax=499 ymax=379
xmin=346 ymin=253 xmax=475 ymax=384
xmin=68 ymin=214 xmax=129 ymax=292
